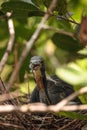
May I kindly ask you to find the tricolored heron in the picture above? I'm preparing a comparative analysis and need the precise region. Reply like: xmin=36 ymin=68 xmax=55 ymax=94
xmin=29 ymin=56 xmax=81 ymax=105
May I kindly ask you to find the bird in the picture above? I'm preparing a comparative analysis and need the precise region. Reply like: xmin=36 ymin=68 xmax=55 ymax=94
xmin=29 ymin=56 xmax=81 ymax=105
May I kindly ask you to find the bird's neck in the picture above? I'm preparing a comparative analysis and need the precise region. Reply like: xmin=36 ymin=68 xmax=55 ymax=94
xmin=33 ymin=69 xmax=46 ymax=90
xmin=33 ymin=69 xmax=51 ymax=104
xmin=42 ymin=72 xmax=47 ymax=88
xmin=42 ymin=73 xmax=52 ymax=105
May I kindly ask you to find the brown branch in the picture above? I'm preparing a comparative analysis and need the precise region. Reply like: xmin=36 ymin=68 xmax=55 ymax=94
xmin=57 ymin=15 xmax=79 ymax=25
xmin=0 ymin=104 xmax=87 ymax=113
xmin=50 ymin=86 xmax=87 ymax=112
xmin=0 ymin=122 xmax=24 ymax=129
xmin=0 ymin=12 xmax=15 ymax=74
xmin=0 ymin=90 xmax=21 ymax=102
xmin=0 ymin=86 xmax=87 ymax=113
xmin=42 ymin=25 xmax=74 ymax=37
xmin=7 ymin=0 xmax=58 ymax=90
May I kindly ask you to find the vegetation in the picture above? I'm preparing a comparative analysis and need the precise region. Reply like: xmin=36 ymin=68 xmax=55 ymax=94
xmin=0 ymin=0 xmax=87 ymax=129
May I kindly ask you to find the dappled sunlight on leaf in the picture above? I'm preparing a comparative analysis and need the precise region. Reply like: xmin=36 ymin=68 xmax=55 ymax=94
xmin=45 ymin=39 xmax=56 ymax=55
xmin=56 ymin=58 xmax=87 ymax=86
xmin=20 ymin=81 xmax=35 ymax=94
xmin=78 ymin=47 xmax=87 ymax=55
xmin=59 ymin=111 xmax=87 ymax=120
xmin=0 ymin=1 xmax=87 ymax=127
xmin=1 ymin=65 xmax=13 ymax=81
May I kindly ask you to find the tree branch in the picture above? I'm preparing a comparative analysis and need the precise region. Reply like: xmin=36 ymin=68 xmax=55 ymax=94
xmin=0 ymin=86 xmax=87 ymax=113
xmin=42 ymin=25 xmax=74 ymax=37
xmin=51 ymin=86 xmax=87 ymax=112
xmin=0 ymin=90 xmax=21 ymax=102
xmin=0 ymin=104 xmax=87 ymax=113
xmin=7 ymin=0 xmax=58 ymax=90
xmin=0 ymin=12 xmax=15 ymax=74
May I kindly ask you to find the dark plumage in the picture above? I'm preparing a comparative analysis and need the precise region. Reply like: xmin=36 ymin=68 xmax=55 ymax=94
xmin=30 ymin=56 xmax=81 ymax=105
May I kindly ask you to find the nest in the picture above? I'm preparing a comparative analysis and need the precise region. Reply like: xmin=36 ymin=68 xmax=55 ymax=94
xmin=0 ymin=80 xmax=87 ymax=130
xmin=0 ymin=94 xmax=87 ymax=130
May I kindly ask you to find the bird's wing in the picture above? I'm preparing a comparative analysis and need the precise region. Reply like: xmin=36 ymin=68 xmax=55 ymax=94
xmin=49 ymin=75 xmax=81 ymax=104
xmin=49 ymin=75 xmax=75 ymax=94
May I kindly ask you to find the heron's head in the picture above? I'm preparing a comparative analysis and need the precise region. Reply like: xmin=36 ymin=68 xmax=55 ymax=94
xmin=29 ymin=56 xmax=46 ymax=89
xmin=29 ymin=56 xmax=45 ymax=72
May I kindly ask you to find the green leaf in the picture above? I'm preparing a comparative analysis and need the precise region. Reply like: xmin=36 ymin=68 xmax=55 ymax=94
xmin=56 ymin=58 xmax=87 ymax=86
xmin=56 ymin=58 xmax=87 ymax=103
xmin=19 ymin=54 xmax=31 ymax=82
xmin=52 ymin=33 xmax=83 ymax=52
xmin=32 ymin=0 xmax=44 ymax=9
xmin=15 ymin=22 xmax=34 ymax=41
xmin=20 ymin=81 xmax=35 ymax=93
xmin=0 ymin=10 xmax=4 ymax=16
xmin=1 ymin=1 xmax=44 ymax=19
xmin=57 ymin=20 xmax=73 ymax=32
xmin=43 ymin=0 xmax=67 ymax=15
xmin=0 ymin=20 xmax=9 ymax=41
xmin=59 ymin=111 xmax=87 ymax=120
xmin=78 ymin=47 xmax=87 ymax=55
xmin=1 ymin=64 xmax=13 ymax=81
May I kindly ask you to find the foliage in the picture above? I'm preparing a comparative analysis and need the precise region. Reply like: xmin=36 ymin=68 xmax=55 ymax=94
xmin=52 ymin=33 xmax=84 ymax=52
xmin=0 ymin=0 xmax=87 ymax=120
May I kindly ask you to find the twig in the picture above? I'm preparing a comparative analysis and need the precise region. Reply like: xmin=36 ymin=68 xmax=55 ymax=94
xmin=57 ymin=15 xmax=79 ymax=25
xmin=0 ymin=122 xmax=24 ymax=129
xmin=58 ymin=119 xmax=77 ymax=130
xmin=42 ymin=25 xmax=74 ymax=37
xmin=0 ymin=77 xmax=6 ymax=92
xmin=0 ymin=12 xmax=15 ymax=74
xmin=0 ymin=86 xmax=87 ymax=113
xmin=14 ymin=43 xmax=20 ymax=82
xmin=0 ymin=78 xmax=28 ymax=130
xmin=37 ymin=113 xmax=50 ymax=130
xmin=0 ymin=90 xmax=21 ymax=102
xmin=7 ymin=0 xmax=58 ymax=90
xmin=48 ymin=86 xmax=87 ymax=112
xmin=0 ymin=104 xmax=87 ymax=113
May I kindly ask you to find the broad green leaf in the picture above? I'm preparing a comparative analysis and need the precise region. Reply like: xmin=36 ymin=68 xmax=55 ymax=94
xmin=0 ymin=21 xmax=9 ymax=41
xmin=52 ymin=33 xmax=84 ymax=52
xmin=56 ymin=58 xmax=87 ymax=86
xmin=0 ymin=10 xmax=4 ymax=16
xmin=78 ymin=47 xmax=87 ymax=55
xmin=1 ymin=64 xmax=13 ymax=81
xmin=19 ymin=54 xmax=31 ymax=82
xmin=56 ymin=58 xmax=87 ymax=103
xmin=69 ymin=0 xmax=80 ymax=8
xmin=32 ymin=0 xmax=44 ymax=9
xmin=1 ymin=1 xmax=44 ymax=19
xmin=20 ymin=0 xmax=35 ymax=5
xmin=59 ymin=111 xmax=87 ymax=120
xmin=20 ymin=81 xmax=35 ymax=93
xmin=15 ymin=22 xmax=34 ymax=41
xmin=32 ymin=0 xmax=43 ymax=6
xmin=77 ymin=58 xmax=87 ymax=70
xmin=57 ymin=20 xmax=73 ymax=32
xmin=43 ymin=0 xmax=67 ymax=15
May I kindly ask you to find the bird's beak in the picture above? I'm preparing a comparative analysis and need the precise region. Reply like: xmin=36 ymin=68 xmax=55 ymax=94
xmin=29 ymin=63 xmax=41 ymax=71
